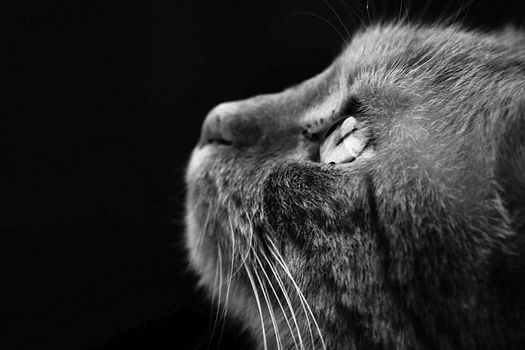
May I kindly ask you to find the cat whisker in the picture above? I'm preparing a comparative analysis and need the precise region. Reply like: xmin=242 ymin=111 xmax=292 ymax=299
xmin=244 ymin=264 xmax=269 ymax=350
xmin=246 ymin=210 xmax=255 ymax=263
xmin=398 ymin=0 xmax=411 ymax=24
xmin=268 ymin=246 xmax=315 ymax=349
xmin=365 ymin=0 xmax=372 ymax=26
xmin=260 ymin=250 xmax=305 ymax=350
xmin=447 ymin=0 xmax=474 ymax=26
xmin=286 ymin=11 xmax=347 ymax=45
xmin=255 ymin=252 xmax=303 ymax=350
xmin=251 ymin=259 xmax=283 ymax=350
xmin=195 ymin=192 xmax=208 ymax=249
xmin=231 ymin=210 xmax=254 ymax=277
xmin=222 ymin=203 xmax=237 ymax=304
xmin=415 ymin=0 xmax=473 ymax=74
xmin=216 ymin=203 xmax=237 ymax=346
xmin=322 ymin=0 xmax=351 ymax=44
xmin=209 ymin=244 xmax=224 ymax=348
xmin=379 ymin=0 xmax=388 ymax=23
xmin=418 ymin=0 xmax=434 ymax=21
xmin=207 ymin=243 xmax=221 ymax=340
xmin=197 ymin=198 xmax=218 ymax=249
xmin=407 ymin=0 xmax=413 ymax=22
xmin=436 ymin=0 xmax=460 ymax=25
xmin=267 ymin=240 xmax=327 ymax=350
xmin=338 ymin=0 xmax=367 ymax=30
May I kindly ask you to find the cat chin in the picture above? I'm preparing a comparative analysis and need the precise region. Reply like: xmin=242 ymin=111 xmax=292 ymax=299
xmin=186 ymin=206 xmax=263 ymax=334
xmin=185 ymin=189 xmax=242 ymax=298
xmin=184 ymin=146 xmax=221 ymax=284
xmin=185 ymin=210 xmax=212 ymax=283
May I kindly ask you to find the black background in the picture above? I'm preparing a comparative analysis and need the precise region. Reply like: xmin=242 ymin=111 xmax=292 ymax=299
xmin=2 ymin=0 xmax=524 ymax=349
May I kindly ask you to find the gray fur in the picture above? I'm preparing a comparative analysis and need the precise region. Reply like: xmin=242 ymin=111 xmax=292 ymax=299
xmin=185 ymin=23 xmax=525 ymax=349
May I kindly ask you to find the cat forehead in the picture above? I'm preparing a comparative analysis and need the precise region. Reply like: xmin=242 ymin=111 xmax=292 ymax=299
xmin=342 ymin=24 xmax=470 ymax=60
xmin=337 ymin=24 xmax=460 ymax=72
xmin=326 ymin=23 xmax=525 ymax=93
xmin=337 ymin=24 xmax=513 ymax=72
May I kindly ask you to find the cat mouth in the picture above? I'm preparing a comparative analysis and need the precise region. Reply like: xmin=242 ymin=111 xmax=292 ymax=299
xmin=319 ymin=116 xmax=374 ymax=164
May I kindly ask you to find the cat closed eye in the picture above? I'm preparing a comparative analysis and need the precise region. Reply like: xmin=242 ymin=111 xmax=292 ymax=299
xmin=319 ymin=116 xmax=373 ymax=164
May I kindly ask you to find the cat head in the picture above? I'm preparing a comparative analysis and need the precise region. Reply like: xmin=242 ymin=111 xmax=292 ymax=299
xmin=185 ymin=23 xmax=525 ymax=349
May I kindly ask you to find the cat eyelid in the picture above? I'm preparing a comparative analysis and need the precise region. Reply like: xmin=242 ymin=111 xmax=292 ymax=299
xmin=339 ymin=96 xmax=362 ymax=116
xmin=301 ymin=97 xmax=364 ymax=144
xmin=325 ymin=97 xmax=363 ymax=136
xmin=322 ymin=103 xmax=363 ymax=141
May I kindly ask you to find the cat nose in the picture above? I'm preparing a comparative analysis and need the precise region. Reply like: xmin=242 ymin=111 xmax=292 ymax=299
xmin=199 ymin=104 xmax=232 ymax=147
xmin=199 ymin=102 xmax=261 ymax=147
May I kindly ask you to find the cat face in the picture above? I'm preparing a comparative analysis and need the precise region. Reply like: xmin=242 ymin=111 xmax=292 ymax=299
xmin=185 ymin=23 xmax=525 ymax=349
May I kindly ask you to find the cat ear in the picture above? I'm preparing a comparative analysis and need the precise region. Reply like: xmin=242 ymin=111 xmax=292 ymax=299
xmin=495 ymin=102 xmax=525 ymax=235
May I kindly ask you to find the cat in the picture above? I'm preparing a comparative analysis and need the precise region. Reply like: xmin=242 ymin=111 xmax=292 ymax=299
xmin=185 ymin=22 xmax=525 ymax=350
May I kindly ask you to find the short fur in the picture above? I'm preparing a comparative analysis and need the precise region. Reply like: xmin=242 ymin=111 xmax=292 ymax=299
xmin=185 ymin=23 xmax=525 ymax=349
